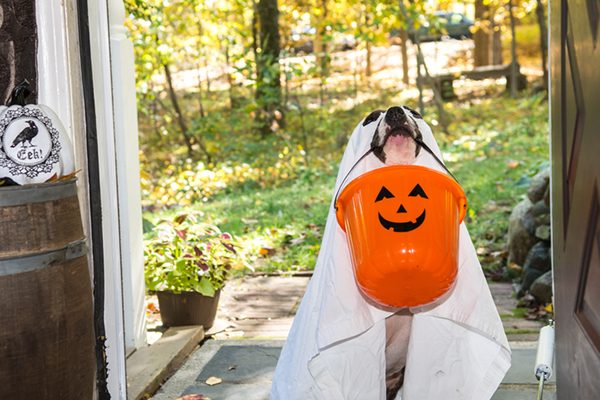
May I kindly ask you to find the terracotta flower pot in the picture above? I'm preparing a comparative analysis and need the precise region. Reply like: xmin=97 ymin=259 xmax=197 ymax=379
xmin=156 ymin=290 xmax=221 ymax=329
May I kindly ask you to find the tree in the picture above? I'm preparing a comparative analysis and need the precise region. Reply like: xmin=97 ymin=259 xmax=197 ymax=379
xmin=535 ymin=0 xmax=548 ymax=90
xmin=255 ymin=0 xmax=283 ymax=136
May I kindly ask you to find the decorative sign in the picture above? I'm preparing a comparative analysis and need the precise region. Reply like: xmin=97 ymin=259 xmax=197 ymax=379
xmin=0 ymin=80 xmax=74 ymax=186
xmin=0 ymin=107 xmax=61 ymax=179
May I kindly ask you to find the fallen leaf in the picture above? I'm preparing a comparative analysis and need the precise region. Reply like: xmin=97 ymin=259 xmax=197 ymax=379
xmin=46 ymin=173 xmax=59 ymax=182
xmin=58 ymin=169 xmax=81 ymax=181
xmin=290 ymin=237 xmax=306 ymax=246
xmin=205 ymin=376 xmax=222 ymax=386
xmin=507 ymin=262 xmax=522 ymax=272
xmin=259 ymin=247 xmax=276 ymax=256
xmin=176 ymin=395 xmax=210 ymax=400
xmin=476 ymin=247 xmax=487 ymax=255
xmin=228 ymin=364 xmax=238 ymax=371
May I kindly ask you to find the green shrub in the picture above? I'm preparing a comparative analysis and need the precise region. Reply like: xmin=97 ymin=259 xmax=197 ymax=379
xmin=144 ymin=213 xmax=249 ymax=296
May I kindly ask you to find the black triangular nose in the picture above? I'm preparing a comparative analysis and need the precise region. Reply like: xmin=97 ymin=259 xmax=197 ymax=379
xmin=397 ymin=204 xmax=407 ymax=213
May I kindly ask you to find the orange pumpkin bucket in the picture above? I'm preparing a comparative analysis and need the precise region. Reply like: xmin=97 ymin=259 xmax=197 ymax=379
xmin=335 ymin=165 xmax=467 ymax=308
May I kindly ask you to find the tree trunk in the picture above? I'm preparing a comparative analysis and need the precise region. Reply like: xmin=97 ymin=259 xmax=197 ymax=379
xmin=366 ymin=40 xmax=372 ymax=77
xmin=255 ymin=0 xmax=283 ymax=136
xmin=398 ymin=0 xmax=448 ymax=133
xmin=163 ymin=63 xmax=211 ymax=161
xmin=0 ymin=0 xmax=38 ymax=104
xmin=364 ymin=11 xmax=372 ymax=78
xmin=196 ymin=65 xmax=205 ymax=118
xmin=223 ymin=43 xmax=235 ymax=110
xmin=251 ymin=0 xmax=260 ymax=83
xmin=492 ymin=23 xmax=503 ymax=65
xmin=474 ymin=0 xmax=491 ymax=66
xmin=195 ymin=21 xmax=206 ymax=118
xmin=313 ymin=0 xmax=329 ymax=106
xmin=536 ymin=0 xmax=548 ymax=90
xmin=508 ymin=0 xmax=518 ymax=97
xmin=400 ymin=29 xmax=409 ymax=85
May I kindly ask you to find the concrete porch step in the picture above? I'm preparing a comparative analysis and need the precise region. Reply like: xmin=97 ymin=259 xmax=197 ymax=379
xmin=126 ymin=326 xmax=205 ymax=400
xmin=152 ymin=340 xmax=554 ymax=400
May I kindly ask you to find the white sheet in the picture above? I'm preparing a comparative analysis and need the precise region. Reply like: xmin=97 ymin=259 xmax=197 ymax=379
xmin=270 ymin=112 xmax=511 ymax=400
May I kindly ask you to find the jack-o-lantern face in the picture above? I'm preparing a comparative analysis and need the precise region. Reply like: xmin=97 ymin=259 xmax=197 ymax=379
xmin=375 ymin=184 xmax=428 ymax=232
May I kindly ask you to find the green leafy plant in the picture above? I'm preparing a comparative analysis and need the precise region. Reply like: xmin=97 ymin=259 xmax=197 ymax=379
xmin=144 ymin=213 xmax=248 ymax=296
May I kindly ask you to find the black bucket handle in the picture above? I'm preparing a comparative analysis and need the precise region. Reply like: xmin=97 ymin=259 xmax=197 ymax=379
xmin=333 ymin=137 xmax=460 ymax=211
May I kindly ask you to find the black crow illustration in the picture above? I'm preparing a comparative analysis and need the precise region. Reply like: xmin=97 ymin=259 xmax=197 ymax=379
xmin=10 ymin=120 xmax=38 ymax=148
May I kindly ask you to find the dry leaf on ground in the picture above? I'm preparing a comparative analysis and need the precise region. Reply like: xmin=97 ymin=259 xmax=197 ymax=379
xmin=205 ymin=376 xmax=223 ymax=386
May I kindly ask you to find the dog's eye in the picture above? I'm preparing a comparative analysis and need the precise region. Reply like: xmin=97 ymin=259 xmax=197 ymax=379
xmin=363 ymin=110 xmax=384 ymax=126
xmin=408 ymin=184 xmax=428 ymax=199
xmin=375 ymin=186 xmax=395 ymax=202
xmin=403 ymin=106 xmax=423 ymax=120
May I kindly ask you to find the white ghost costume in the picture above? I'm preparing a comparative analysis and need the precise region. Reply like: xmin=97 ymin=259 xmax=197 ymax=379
xmin=270 ymin=110 xmax=511 ymax=400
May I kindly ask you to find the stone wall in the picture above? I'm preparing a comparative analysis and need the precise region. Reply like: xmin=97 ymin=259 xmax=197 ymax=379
xmin=507 ymin=168 xmax=552 ymax=304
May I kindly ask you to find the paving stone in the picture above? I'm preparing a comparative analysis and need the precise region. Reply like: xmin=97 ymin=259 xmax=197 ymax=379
xmin=149 ymin=278 xmax=553 ymax=399
xmin=504 ymin=347 xmax=556 ymax=385
xmin=127 ymin=326 xmax=204 ymax=400
xmin=181 ymin=383 xmax=270 ymax=400
xmin=194 ymin=345 xmax=281 ymax=383
xmin=153 ymin=340 xmax=283 ymax=400
xmin=492 ymin=388 xmax=556 ymax=400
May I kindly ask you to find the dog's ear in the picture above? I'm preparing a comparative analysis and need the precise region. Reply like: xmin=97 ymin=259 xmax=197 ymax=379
xmin=403 ymin=106 xmax=423 ymax=120
xmin=363 ymin=110 xmax=384 ymax=126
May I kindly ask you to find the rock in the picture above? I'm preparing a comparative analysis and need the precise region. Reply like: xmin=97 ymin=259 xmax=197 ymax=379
xmin=535 ymin=225 xmax=551 ymax=241
xmin=534 ymin=213 xmax=551 ymax=228
xmin=530 ymin=270 xmax=553 ymax=304
xmin=543 ymin=185 xmax=550 ymax=207
xmin=518 ymin=242 xmax=552 ymax=296
xmin=524 ymin=241 xmax=552 ymax=272
xmin=508 ymin=198 xmax=537 ymax=266
xmin=527 ymin=168 xmax=550 ymax=203
xmin=530 ymin=200 xmax=550 ymax=231
xmin=531 ymin=200 xmax=550 ymax=217
xmin=522 ymin=208 xmax=538 ymax=236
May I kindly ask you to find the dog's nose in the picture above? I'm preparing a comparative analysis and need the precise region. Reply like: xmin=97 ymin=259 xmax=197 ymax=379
xmin=385 ymin=106 xmax=407 ymax=127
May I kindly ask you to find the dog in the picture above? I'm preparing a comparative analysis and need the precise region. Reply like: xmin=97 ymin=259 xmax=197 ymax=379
xmin=367 ymin=105 xmax=423 ymax=166
xmin=271 ymin=104 xmax=511 ymax=400
xmin=363 ymin=105 xmax=425 ymax=399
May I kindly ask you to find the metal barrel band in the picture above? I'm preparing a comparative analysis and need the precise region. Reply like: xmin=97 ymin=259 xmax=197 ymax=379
xmin=0 ymin=239 xmax=87 ymax=276
xmin=0 ymin=178 xmax=78 ymax=206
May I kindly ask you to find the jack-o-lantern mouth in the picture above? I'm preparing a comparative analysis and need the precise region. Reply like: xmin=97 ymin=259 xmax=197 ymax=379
xmin=378 ymin=210 xmax=426 ymax=232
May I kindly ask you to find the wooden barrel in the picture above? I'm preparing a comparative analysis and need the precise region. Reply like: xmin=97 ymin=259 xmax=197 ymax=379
xmin=0 ymin=179 xmax=95 ymax=399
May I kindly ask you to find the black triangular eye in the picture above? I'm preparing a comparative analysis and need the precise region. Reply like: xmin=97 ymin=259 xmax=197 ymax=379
xmin=408 ymin=184 xmax=428 ymax=199
xmin=375 ymin=186 xmax=395 ymax=202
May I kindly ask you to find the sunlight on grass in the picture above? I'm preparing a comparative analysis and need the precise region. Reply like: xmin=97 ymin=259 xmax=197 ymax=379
xmin=144 ymin=88 xmax=549 ymax=276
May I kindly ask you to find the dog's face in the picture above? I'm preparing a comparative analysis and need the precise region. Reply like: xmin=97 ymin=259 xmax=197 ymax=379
xmin=365 ymin=106 xmax=423 ymax=165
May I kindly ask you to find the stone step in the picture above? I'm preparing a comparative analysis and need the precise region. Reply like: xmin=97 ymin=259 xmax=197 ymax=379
xmin=126 ymin=326 xmax=205 ymax=400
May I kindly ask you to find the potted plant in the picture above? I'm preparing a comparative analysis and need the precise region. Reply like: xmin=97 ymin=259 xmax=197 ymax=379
xmin=144 ymin=213 xmax=247 ymax=328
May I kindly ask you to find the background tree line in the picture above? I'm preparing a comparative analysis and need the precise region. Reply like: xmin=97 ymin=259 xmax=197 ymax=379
xmin=124 ymin=0 xmax=548 ymax=167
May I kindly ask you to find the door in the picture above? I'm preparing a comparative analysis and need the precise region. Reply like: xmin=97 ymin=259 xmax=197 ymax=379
xmin=551 ymin=0 xmax=600 ymax=398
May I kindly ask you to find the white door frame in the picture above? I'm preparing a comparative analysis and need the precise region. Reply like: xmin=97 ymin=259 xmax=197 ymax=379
xmin=36 ymin=0 xmax=145 ymax=397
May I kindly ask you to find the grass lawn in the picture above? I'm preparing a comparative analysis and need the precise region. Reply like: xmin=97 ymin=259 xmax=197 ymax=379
xmin=143 ymin=86 xmax=549 ymax=278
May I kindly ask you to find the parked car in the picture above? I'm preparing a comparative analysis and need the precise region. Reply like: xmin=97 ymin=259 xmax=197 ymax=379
xmin=288 ymin=27 xmax=357 ymax=54
xmin=390 ymin=12 xmax=473 ymax=43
